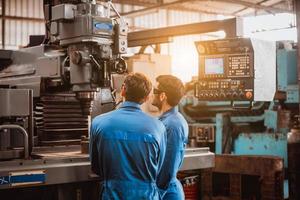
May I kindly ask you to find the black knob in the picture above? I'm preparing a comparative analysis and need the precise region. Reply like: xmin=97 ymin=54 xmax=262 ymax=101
xmin=115 ymin=58 xmax=127 ymax=74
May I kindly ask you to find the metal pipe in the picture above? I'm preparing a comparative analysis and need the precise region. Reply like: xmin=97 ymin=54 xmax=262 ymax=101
xmin=0 ymin=125 xmax=29 ymax=159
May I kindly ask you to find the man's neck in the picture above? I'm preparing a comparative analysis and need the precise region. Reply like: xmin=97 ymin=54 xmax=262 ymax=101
xmin=160 ymin=103 xmax=172 ymax=114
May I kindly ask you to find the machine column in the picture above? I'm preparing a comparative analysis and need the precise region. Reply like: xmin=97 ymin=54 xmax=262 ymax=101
xmin=216 ymin=113 xmax=232 ymax=154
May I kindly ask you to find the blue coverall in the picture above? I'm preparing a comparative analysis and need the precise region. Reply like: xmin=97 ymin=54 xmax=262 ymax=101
xmin=157 ymin=107 xmax=189 ymax=200
xmin=90 ymin=101 xmax=167 ymax=200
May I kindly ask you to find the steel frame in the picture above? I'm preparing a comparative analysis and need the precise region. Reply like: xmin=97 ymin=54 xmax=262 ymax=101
xmin=128 ymin=18 xmax=241 ymax=47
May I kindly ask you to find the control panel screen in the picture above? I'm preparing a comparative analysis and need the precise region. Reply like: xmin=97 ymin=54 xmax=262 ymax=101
xmin=204 ymin=58 xmax=224 ymax=75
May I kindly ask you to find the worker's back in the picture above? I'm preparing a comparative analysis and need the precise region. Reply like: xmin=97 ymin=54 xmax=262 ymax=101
xmin=90 ymin=101 xmax=167 ymax=200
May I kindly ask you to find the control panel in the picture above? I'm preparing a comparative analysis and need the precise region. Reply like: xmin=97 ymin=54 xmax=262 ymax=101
xmin=195 ymin=38 xmax=255 ymax=101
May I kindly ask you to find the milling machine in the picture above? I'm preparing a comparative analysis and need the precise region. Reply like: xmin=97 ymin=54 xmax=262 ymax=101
xmin=1 ymin=0 xmax=128 ymax=150
xmin=0 ymin=1 xmax=128 ymax=198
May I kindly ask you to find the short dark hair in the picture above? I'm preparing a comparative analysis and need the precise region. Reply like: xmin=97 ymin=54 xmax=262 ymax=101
xmin=156 ymin=75 xmax=185 ymax=107
xmin=123 ymin=73 xmax=152 ymax=104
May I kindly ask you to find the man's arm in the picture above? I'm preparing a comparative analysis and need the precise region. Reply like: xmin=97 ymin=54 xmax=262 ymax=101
xmin=157 ymin=127 xmax=167 ymax=176
xmin=157 ymin=127 xmax=183 ymax=191
xmin=89 ymin=122 xmax=100 ymax=175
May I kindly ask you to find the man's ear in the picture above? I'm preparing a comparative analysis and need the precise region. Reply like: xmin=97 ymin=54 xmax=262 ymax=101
xmin=160 ymin=92 xmax=166 ymax=102
xmin=121 ymin=85 xmax=126 ymax=97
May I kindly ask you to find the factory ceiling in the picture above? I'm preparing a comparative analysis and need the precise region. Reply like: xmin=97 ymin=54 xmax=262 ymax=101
xmin=110 ymin=0 xmax=294 ymax=17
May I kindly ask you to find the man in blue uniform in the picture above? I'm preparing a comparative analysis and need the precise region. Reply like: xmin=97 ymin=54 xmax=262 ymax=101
xmin=90 ymin=73 xmax=167 ymax=200
xmin=152 ymin=75 xmax=188 ymax=200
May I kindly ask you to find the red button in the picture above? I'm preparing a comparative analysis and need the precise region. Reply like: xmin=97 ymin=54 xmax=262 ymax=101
xmin=245 ymin=91 xmax=253 ymax=99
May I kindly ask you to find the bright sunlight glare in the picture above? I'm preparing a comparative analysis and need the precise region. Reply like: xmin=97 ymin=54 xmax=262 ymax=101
xmin=171 ymin=13 xmax=297 ymax=83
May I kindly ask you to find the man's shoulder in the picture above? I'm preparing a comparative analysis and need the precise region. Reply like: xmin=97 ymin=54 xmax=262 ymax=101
xmin=93 ymin=109 xmax=164 ymax=129
xmin=163 ymin=112 xmax=188 ymax=131
xmin=177 ymin=112 xmax=188 ymax=126
xmin=92 ymin=110 xmax=118 ymax=126
xmin=167 ymin=111 xmax=187 ymax=124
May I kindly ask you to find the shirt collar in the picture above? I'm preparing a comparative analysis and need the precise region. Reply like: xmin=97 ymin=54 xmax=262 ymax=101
xmin=120 ymin=101 xmax=141 ymax=110
xmin=159 ymin=107 xmax=177 ymax=120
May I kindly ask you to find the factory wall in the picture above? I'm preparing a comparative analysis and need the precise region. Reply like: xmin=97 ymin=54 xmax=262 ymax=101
xmin=1 ymin=0 xmax=45 ymax=49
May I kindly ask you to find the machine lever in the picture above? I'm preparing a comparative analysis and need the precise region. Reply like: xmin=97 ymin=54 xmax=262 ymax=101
xmin=89 ymin=55 xmax=102 ymax=71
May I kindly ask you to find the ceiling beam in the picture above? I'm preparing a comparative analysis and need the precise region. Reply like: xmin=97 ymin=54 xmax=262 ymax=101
xmin=112 ymin=0 xmax=226 ymax=17
xmin=170 ymin=1 xmax=234 ymax=16
xmin=118 ymin=0 xmax=292 ymax=18
xmin=120 ymin=0 xmax=197 ymax=17
xmin=271 ymin=0 xmax=294 ymax=11
xmin=108 ymin=0 xmax=156 ymax=7
xmin=213 ymin=0 xmax=292 ymax=14
xmin=231 ymin=0 xmax=269 ymax=16
xmin=171 ymin=4 xmax=234 ymax=16
xmin=0 ymin=15 xmax=44 ymax=22
xmin=128 ymin=18 xmax=239 ymax=47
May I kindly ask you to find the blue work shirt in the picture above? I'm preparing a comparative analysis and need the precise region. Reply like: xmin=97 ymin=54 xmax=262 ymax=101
xmin=157 ymin=107 xmax=189 ymax=200
xmin=90 ymin=101 xmax=167 ymax=200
